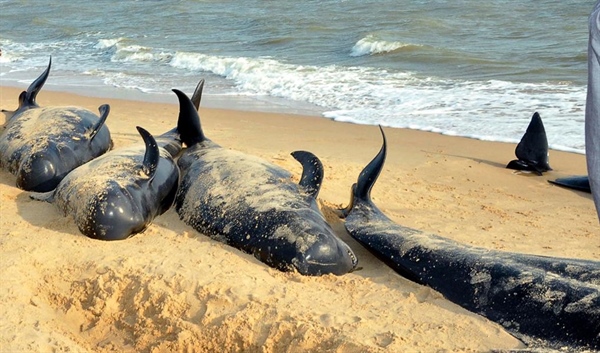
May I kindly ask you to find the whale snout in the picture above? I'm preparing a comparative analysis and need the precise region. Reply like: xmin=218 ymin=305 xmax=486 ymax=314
xmin=295 ymin=234 xmax=358 ymax=276
xmin=81 ymin=188 xmax=146 ymax=241
xmin=16 ymin=152 xmax=59 ymax=192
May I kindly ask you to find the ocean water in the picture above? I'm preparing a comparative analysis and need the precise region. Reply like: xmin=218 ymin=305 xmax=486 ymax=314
xmin=0 ymin=0 xmax=595 ymax=153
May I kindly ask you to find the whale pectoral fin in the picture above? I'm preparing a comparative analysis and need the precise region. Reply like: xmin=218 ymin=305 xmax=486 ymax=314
xmin=291 ymin=150 xmax=324 ymax=199
xmin=548 ymin=176 xmax=591 ymax=193
xmin=29 ymin=190 xmax=55 ymax=203
xmin=89 ymin=104 xmax=110 ymax=141
xmin=506 ymin=159 xmax=544 ymax=175
xmin=136 ymin=126 xmax=159 ymax=181
xmin=22 ymin=56 xmax=52 ymax=110
xmin=529 ymin=161 xmax=550 ymax=175
xmin=191 ymin=79 xmax=205 ymax=111
xmin=174 ymin=89 xmax=206 ymax=147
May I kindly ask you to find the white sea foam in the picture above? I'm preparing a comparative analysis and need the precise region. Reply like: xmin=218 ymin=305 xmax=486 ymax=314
xmin=0 ymin=38 xmax=587 ymax=153
xmin=95 ymin=38 xmax=122 ymax=49
xmin=350 ymin=35 xmax=416 ymax=57
xmin=167 ymin=50 xmax=586 ymax=153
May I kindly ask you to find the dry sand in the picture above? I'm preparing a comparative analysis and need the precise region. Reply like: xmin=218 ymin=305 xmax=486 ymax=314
xmin=1 ymin=85 xmax=598 ymax=352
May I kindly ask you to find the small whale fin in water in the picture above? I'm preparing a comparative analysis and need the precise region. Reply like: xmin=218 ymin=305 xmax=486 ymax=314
xmin=174 ymin=89 xmax=206 ymax=146
xmin=191 ymin=79 xmax=205 ymax=111
xmin=89 ymin=104 xmax=111 ymax=141
xmin=291 ymin=150 xmax=324 ymax=199
xmin=136 ymin=126 xmax=160 ymax=181
xmin=507 ymin=112 xmax=552 ymax=175
xmin=548 ymin=175 xmax=591 ymax=193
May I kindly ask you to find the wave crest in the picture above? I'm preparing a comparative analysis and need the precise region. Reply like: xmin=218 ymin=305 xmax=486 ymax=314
xmin=350 ymin=35 xmax=416 ymax=57
xmin=95 ymin=38 xmax=172 ymax=63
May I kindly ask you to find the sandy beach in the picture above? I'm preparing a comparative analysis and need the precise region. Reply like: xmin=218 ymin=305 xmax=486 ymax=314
xmin=1 ymin=85 xmax=598 ymax=352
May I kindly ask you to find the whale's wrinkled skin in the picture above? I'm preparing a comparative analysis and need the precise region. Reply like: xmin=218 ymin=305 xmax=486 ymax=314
xmin=173 ymin=88 xmax=357 ymax=276
xmin=27 ymin=81 xmax=206 ymax=240
xmin=341 ymin=127 xmax=600 ymax=350
xmin=0 ymin=57 xmax=112 ymax=192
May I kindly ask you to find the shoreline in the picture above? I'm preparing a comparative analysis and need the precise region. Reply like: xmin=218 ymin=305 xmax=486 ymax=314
xmin=0 ymin=79 xmax=328 ymax=118
xmin=1 ymin=85 xmax=598 ymax=352
xmin=1 ymin=79 xmax=586 ymax=155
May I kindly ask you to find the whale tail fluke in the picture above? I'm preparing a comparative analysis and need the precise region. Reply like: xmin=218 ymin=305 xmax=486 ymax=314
xmin=339 ymin=126 xmax=387 ymax=218
xmin=291 ymin=150 xmax=324 ymax=200
xmin=507 ymin=112 xmax=552 ymax=175
xmin=174 ymin=88 xmax=206 ymax=148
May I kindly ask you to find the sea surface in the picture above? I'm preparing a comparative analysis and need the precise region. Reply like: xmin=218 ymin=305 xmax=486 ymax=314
xmin=0 ymin=0 xmax=596 ymax=153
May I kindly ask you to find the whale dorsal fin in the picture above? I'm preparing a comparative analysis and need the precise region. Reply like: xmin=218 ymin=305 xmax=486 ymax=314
xmin=191 ymin=79 xmax=205 ymax=111
xmin=291 ymin=150 xmax=324 ymax=199
xmin=137 ymin=126 xmax=159 ymax=181
xmin=173 ymin=89 xmax=206 ymax=147
xmin=355 ymin=125 xmax=387 ymax=203
xmin=21 ymin=57 xmax=52 ymax=110
xmin=89 ymin=104 xmax=110 ymax=141
xmin=338 ymin=127 xmax=387 ymax=218
xmin=511 ymin=112 xmax=552 ymax=173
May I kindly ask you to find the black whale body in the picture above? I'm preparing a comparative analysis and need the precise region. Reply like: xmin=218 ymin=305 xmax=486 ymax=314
xmin=0 ymin=57 xmax=112 ymax=192
xmin=30 ymin=125 xmax=180 ymax=241
xmin=26 ymin=80 xmax=208 ymax=240
xmin=173 ymin=88 xmax=357 ymax=276
xmin=341 ymin=127 xmax=600 ymax=349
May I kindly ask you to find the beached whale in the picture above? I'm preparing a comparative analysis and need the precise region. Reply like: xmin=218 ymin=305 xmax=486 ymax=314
xmin=26 ymin=80 xmax=207 ymax=240
xmin=506 ymin=112 xmax=552 ymax=175
xmin=173 ymin=88 xmax=357 ymax=276
xmin=340 ymin=127 xmax=600 ymax=349
xmin=30 ymin=125 xmax=180 ymax=240
xmin=0 ymin=57 xmax=112 ymax=192
xmin=587 ymin=1 xmax=600 ymax=221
